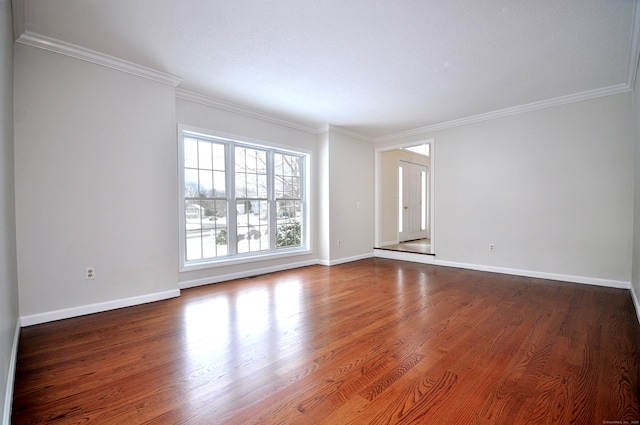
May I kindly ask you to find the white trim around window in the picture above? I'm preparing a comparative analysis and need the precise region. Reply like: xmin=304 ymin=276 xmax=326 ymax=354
xmin=178 ymin=124 xmax=312 ymax=272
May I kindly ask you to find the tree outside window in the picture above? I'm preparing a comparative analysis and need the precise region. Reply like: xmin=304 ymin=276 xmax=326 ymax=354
xmin=181 ymin=129 xmax=307 ymax=266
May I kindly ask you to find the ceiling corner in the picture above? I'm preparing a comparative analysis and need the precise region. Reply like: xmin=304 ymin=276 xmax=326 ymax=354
xmin=627 ymin=0 xmax=640 ymax=90
xmin=15 ymin=31 xmax=183 ymax=87
xmin=11 ymin=0 xmax=24 ymax=41
xmin=327 ymin=125 xmax=375 ymax=143
xmin=176 ymin=88 xmax=324 ymax=135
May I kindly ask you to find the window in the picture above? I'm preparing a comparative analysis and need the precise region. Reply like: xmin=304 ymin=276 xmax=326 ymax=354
xmin=180 ymin=127 xmax=309 ymax=268
xmin=274 ymin=152 xmax=303 ymax=249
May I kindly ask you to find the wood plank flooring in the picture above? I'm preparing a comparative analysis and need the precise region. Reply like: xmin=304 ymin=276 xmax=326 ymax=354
xmin=11 ymin=258 xmax=640 ymax=424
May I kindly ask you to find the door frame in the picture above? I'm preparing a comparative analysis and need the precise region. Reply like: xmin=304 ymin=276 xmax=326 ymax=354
xmin=374 ymin=138 xmax=435 ymax=251
xmin=398 ymin=160 xmax=428 ymax=242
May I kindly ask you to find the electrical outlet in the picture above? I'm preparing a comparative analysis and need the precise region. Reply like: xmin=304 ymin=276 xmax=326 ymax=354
xmin=489 ymin=244 xmax=495 ymax=252
xmin=85 ymin=266 xmax=95 ymax=280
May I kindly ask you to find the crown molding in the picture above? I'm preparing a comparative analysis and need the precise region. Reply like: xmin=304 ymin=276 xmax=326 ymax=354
xmin=15 ymin=31 xmax=183 ymax=87
xmin=326 ymin=125 xmax=375 ymax=143
xmin=13 ymin=0 xmax=639 ymax=143
xmin=175 ymin=88 xmax=323 ymax=134
xmin=378 ymin=1 xmax=640 ymax=143
xmin=374 ymin=83 xmax=632 ymax=143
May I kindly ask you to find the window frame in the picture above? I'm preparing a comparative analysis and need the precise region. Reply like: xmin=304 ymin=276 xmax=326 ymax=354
xmin=178 ymin=125 xmax=312 ymax=271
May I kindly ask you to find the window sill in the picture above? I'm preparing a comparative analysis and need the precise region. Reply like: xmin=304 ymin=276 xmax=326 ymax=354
xmin=180 ymin=247 xmax=312 ymax=272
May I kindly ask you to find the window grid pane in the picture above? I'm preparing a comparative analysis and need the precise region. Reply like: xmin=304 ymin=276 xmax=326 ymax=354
xmin=275 ymin=154 xmax=301 ymax=199
xmin=275 ymin=153 xmax=303 ymax=249
xmin=276 ymin=200 xmax=302 ymax=248
xmin=198 ymin=141 xmax=213 ymax=170
xmin=235 ymin=147 xmax=268 ymax=200
xmin=184 ymin=138 xmax=228 ymax=262
xmin=236 ymin=200 xmax=269 ymax=254
xmin=184 ymin=138 xmax=198 ymax=169
xmin=185 ymin=200 xmax=229 ymax=261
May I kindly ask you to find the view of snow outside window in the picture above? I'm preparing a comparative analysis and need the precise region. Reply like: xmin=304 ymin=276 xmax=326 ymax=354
xmin=183 ymin=135 xmax=303 ymax=263
xmin=274 ymin=153 xmax=302 ymax=248
xmin=184 ymin=138 xmax=228 ymax=261
xmin=235 ymin=146 xmax=269 ymax=254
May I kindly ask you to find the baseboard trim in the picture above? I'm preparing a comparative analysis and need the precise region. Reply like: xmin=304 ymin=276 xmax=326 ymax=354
xmin=19 ymin=256 xmax=630 ymax=326
xmin=20 ymin=289 xmax=181 ymax=327
xmin=631 ymin=284 xmax=640 ymax=325
xmin=2 ymin=319 xmax=20 ymax=425
xmin=18 ymin=255 xmax=372 ymax=325
xmin=179 ymin=259 xmax=318 ymax=289
xmin=374 ymin=249 xmax=435 ymax=264
xmin=434 ymin=259 xmax=631 ymax=289
xmin=316 ymin=253 xmax=374 ymax=267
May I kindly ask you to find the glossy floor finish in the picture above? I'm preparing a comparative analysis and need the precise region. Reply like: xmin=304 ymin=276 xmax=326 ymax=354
xmin=379 ymin=239 xmax=432 ymax=255
xmin=12 ymin=259 xmax=640 ymax=424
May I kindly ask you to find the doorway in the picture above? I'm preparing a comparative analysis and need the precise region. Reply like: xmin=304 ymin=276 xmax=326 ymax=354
xmin=398 ymin=160 xmax=428 ymax=242
xmin=375 ymin=139 xmax=434 ymax=255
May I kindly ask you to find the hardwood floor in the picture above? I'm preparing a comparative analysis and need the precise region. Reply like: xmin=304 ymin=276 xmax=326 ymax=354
xmin=12 ymin=258 xmax=640 ymax=424
xmin=377 ymin=239 xmax=432 ymax=255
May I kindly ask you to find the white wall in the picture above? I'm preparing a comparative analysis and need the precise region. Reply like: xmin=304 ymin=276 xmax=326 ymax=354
xmin=0 ymin=0 xmax=18 ymax=421
xmin=326 ymin=130 xmax=374 ymax=263
xmin=632 ymin=63 xmax=640 ymax=317
xmin=317 ymin=131 xmax=330 ymax=263
xmin=176 ymin=97 xmax=320 ymax=286
xmin=10 ymin=23 xmax=635 ymax=326
xmin=14 ymin=44 xmax=179 ymax=322
xmin=379 ymin=93 xmax=634 ymax=285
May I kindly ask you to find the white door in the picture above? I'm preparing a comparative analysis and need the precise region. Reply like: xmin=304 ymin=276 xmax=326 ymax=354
xmin=399 ymin=161 xmax=427 ymax=242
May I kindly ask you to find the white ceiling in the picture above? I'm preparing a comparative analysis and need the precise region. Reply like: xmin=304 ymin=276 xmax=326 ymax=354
xmin=13 ymin=0 xmax=640 ymax=140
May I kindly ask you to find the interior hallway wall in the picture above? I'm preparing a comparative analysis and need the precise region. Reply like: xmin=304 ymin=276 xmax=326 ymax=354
xmin=631 ymin=58 xmax=640 ymax=318
xmin=0 ymin=0 xmax=19 ymax=421
xmin=326 ymin=130 xmax=374 ymax=263
xmin=379 ymin=93 xmax=634 ymax=285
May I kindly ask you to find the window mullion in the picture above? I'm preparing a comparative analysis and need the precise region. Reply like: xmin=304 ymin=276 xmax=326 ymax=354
xmin=227 ymin=143 xmax=237 ymax=256
xmin=300 ymin=155 xmax=306 ymax=247
xmin=268 ymin=151 xmax=277 ymax=250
